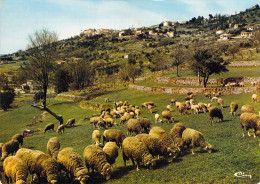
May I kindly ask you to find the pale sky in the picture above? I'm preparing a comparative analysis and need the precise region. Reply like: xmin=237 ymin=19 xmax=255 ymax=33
xmin=0 ymin=0 xmax=259 ymax=55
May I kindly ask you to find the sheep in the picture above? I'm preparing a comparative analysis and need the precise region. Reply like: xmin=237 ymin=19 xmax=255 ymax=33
xmin=105 ymin=98 xmax=109 ymax=102
xmin=155 ymin=113 xmax=162 ymax=123
xmin=170 ymin=123 xmax=186 ymax=152
xmin=56 ymin=124 xmax=65 ymax=134
xmin=67 ymin=118 xmax=75 ymax=127
xmin=162 ymin=110 xmax=174 ymax=123
xmin=127 ymin=118 xmax=144 ymax=136
xmin=92 ymin=130 xmax=101 ymax=146
xmin=104 ymin=117 xmax=116 ymax=127
xmin=90 ymin=117 xmax=104 ymax=128
xmin=103 ymin=129 xmax=126 ymax=148
xmin=3 ymin=156 xmax=28 ymax=184
xmin=167 ymin=105 xmax=173 ymax=112
xmin=135 ymin=109 xmax=141 ymax=118
xmin=204 ymin=92 xmax=211 ymax=98
xmin=230 ymin=102 xmax=238 ymax=116
xmin=240 ymin=113 xmax=260 ymax=138
xmin=147 ymin=105 xmax=153 ymax=114
xmin=149 ymin=126 xmax=180 ymax=159
xmin=252 ymin=94 xmax=260 ymax=102
xmin=209 ymin=107 xmax=223 ymax=124
xmin=190 ymin=98 xmax=195 ymax=105
xmin=44 ymin=123 xmax=55 ymax=133
xmin=177 ymin=103 xmax=188 ymax=115
xmin=217 ymin=98 xmax=224 ymax=108
xmin=198 ymin=102 xmax=208 ymax=113
xmin=185 ymin=100 xmax=191 ymax=110
xmin=83 ymin=144 xmax=113 ymax=180
xmin=170 ymin=98 xmax=177 ymax=105
xmin=182 ymin=128 xmax=213 ymax=155
xmin=190 ymin=104 xmax=200 ymax=114
xmin=0 ymin=143 xmax=3 ymax=158
xmin=12 ymin=134 xmax=24 ymax=146
xmin=141 ymin=102 xmax=155 ymax=108
xmin=34 ymin=154 xmax=59 ymax=184
xmin=1 ymin=140 xmax=19 ymax=160
xmin=211 ymin=97 xmax=218 ymax=102
xmin=47 ymin=137 xmax=60 ymax=159
xmin=103 ymin=142 xmax=119 ymax=165
xmin=120 ymin=113 xmax=133 ymax=125
xmin=135 ymin=134 xmax=176 ymax=161
xmin=57 ymin=147 xmax=89 ymax=184
xmin=241 ymin=104 xmax=255 ymax=113
xmin=16 ymin=148 xmax=59 ymax=184
xmin=138 ymin=117 xmax=151 ymax=133
xmin=122 ymin=137 xmax=156 ymax=171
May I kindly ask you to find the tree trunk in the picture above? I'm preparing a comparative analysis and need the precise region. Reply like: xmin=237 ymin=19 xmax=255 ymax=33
xmin=42 ymin=83 xmax=47 ymax=109
xmin=176 ymin=65 xmax=179 ymax=77
xmin=198 ymin=71 xmax=201 ymax=85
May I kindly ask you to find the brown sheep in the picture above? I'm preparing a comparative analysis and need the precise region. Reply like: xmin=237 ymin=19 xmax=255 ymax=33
xmin=241 ymin=104 xmax=255 ymax=113
xmin=56 ymin=124 xmax=65 ymax=134
xmin=170 ymin=123 xmax=186 ymax=148
xmin=90 ymin=117 xmax=104 ymax=128
xmin=83 ymin=145 xmax=113 ymax=180
xmin=47 ymin=137 xmax=60 ymax=159
xmin=92 ymin=130 xmax=101 ymax=146
xmin=240 ymin=113 xmax=260 ymax=138
xmin=66 ymin=118 xmax=75 ymax=127
xmin=127 ymin=119 xmax=144 ymax=136
xmin=182 ymin=128 xmax=213 ymax=155
xmin=103 ymin=142 xmax=119 ymax=165
xmin=138 ymin=117 xmax=151 ymax=133
xmin=3 ymin=156 xmax=28 ymax=184
xmin=230 ymin=102 xmax=238 ymax=116
xmin=12 ymin=134 xmax=24 ymax=146
xmin=103 ymin=129 xmax=126 ymax=148
xmin=209 ymin=107 xmax=223 ymax=124
xmin=1 ymin=140 xmax=20 ymax=160
xmin=44 ymin=123 xmax=55 ymax=133
xmin=122 ymin=137 xmax=156 ymax=171
xmin=162 ymin=110 xmax=174 ymax=123
xmin=170 ymin=98 xmax=177 ymax=105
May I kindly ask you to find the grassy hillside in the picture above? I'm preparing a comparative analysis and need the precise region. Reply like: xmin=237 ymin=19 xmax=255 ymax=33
xmin=0 ymin=90 xmax=259 ymax=183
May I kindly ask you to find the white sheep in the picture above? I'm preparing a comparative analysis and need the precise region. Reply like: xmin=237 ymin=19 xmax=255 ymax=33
xmin=92 ymin=130 xmax=101 ymax=146
xmin=154 ymin=113 xmax=162 ymax=123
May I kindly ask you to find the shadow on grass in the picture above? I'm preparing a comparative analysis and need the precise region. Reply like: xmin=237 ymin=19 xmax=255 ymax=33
xmin=222 ymin=119 xmax=232 ymax=123
xmin=65 ymin=125 xmax=83 ymax=128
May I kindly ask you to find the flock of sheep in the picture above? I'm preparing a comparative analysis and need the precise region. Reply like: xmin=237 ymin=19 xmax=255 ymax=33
xmin=0 ymin=92 xmax=259 ymax=184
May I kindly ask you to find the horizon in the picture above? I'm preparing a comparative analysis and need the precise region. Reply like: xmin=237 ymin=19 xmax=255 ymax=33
xmin=0 ymin=0 xmax=259 ymax=55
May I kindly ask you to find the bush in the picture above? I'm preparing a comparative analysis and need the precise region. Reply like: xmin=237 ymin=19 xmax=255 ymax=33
xmin=0 ymin=87 xmax=15 ymax=111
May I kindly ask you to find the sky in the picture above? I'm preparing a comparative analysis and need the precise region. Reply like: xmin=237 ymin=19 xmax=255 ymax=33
xmin=0 ymin=0 xmax=259 ymax=55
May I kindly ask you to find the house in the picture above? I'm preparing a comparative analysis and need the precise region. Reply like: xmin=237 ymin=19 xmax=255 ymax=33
xmin=83 ymin=29 xmax=95 ymax=37
xmin=167 ymin=31 xmax=175 ymax=37
xmin=220 ymin=33 xmax=232 ymax=40
xmin=216 ymin=30 xmax=225 ymax=35
xmin=163 ymin=21 xmax=172 ymax=27
xmin=119 ymin=31 xmax=126 ymax=37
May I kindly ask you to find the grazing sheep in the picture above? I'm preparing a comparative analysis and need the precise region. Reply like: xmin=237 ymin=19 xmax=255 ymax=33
xmin=162 ymin=110 xmax=174 ymax=123
xmin=34 ymin=154 xmax=59 ymax=184
xmin=127 ymin=119 xmax=144 ymax=136
xmin=141 ymin=102 xmax=155 ymax=108
xmin=209 ymin=107 xmax=223 ymax=124
xmin=147 ymin=105 xmax=153 ymax=114
xmin=154 ymin=113 xmax=162 ymax=123
xmin=122 ymin=137 xmax=156 ymax=171
xmin=135 ymin=109 xmax=141 ymax=118
xmin=241 ymin=104 xmax=255 ymax=113
xmin=198 ymin=102 xmax=208 ymax=113
xmin=103 ymin=142 xmax=119 ymax=165
xmin=135 ymin=134 xmax=176 ymax=161
xmin=103 ymin=129 xmax=126 ymax=148
xmin=47 ymin=137 xmax=60 ymax=159
xmin=3 ymin=156 xmax=28 ymax=184
xmin=190 ymin=99 xmax=195 ymax=105
xmin=182 ymin=128 xmax=213 ymax=155
xmin=67 ymin=118 xmax=75 ymax=127
xmin=120 ymin=113 xmax=133 ymax=125
xmin=44 ymin=123 xmax=55 ymax=133
xmin=204 ymin=92 xmax=211 ymax=98
xmin=170 ymin=98 xmax=177 ymax=105
xmin=230 ymin=102 xmax=238 ymax=116
xmin=167 ymin=105 xmax=173 ymax=112
xmin=191 ymin=104 xmax=200 ymax=114
xmin=170 ymin=123 xmax=186 ymax=152
xmin=217 ymin=98 xmax=224 ymax=108
xmin=105 ymin=98 xmax=109 ymax=102
xmin=84 ymin=145 xmax=113 ymax=180
xmin=104 ymin=117 xmax=116 ymax=127
xmin=90 ymin=117 xmax=104 ymax=128
xmin=92 ymin=130 xmax=101 ymax=146
xmin=56 ymin=124 xmax=65 ymax=134
xmin=211 ymin=97 xmax=218 ymax=102
xmin=185 ymin=101 xmax=191 ymax=110
xmin=97 ymin=121 xmax=107 ymax=129
xmin=138 ymin=118 xmax=151 ymax=133
xmin=1 ymin=140 xmax=19 ymax=160
xmin=12 ymin=134 xmax=24 ymax=146
xmin=57 ymin=147 xmax=89 ymax=184
xmin=252 ymin=94 xmax=260 ymax=102
xmin=149 ymin=126 xmax=180 ymax=159
xmin=240 ymin=113 xmax=260 ymax=138
xmin=177 ymin=103 xmax=188 ymax=115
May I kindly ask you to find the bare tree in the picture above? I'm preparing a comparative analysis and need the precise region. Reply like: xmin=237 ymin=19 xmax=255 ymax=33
xmin=171 ymin=44 xmax=186 ymax=77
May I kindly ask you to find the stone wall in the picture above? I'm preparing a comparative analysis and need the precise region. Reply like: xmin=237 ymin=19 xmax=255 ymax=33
xmin=229 ymin=61 xmax=260 ymax=67
xmin=129 ymin=85 xmax=260 ymax=95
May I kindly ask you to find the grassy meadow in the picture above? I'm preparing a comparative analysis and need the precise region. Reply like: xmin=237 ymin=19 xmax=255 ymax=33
xmin=0 ymin=89 xmax=260 ymax=184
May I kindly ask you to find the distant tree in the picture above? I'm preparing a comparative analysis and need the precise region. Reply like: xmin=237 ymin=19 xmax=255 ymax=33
xmin=190 ymin=47 xmax=229 ymax=87
xmin=253 ymin=29 xmax=260 ymax=53
xmin=0 ymin=86 xmax=15 ymax=111
xmin=150 ymin=54 xmax=168 ymax=72
xmin=53 ymin=66 xmax=70 ymax=93
xmin=171 ymin=44 xmax=187 ymax=77
xmin=119 ymin=63 xmax=142 ymax=84
xmin=0 ymin=73 xmax=9 ymax=88
xmin=227 ymin=44 xmax=240 ymax=59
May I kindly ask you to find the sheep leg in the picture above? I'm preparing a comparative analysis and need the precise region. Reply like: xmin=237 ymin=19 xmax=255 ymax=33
xmin=92 ymin=167 xmax=95 ymax=177
xmin=123 ymin=152 xmax=127 ymax=167
xmin=130 ymin=157 xmax=135 ymax=167
xmin=136 ymin=162 xmax=140 ymax=171
xmin=253 ymin=129 xmax=256 ymax=138
xmin=4 ymin=174 xmax=9 ymax=183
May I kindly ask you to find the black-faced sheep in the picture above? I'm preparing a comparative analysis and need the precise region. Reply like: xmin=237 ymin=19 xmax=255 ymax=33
xmin=170 ymin=123 xmax=186 ymax=152
xmin=56 ymin=124 xmax=65 ymax=134
xmin=12 ymin=134 xmax=24 ymax=146
xmin=57 ymin=147 xmax=89 ymax=184
xmin=90 ymin=117 xmax=104 ymax=128
xmin=209 ymin=107 xmax=223 ymax=124
xmin=182 ymin=128 xmax=213 ymax=155
xmin=47 ymin=137 xmax=60 ymax=159
xmin=230 ymin=101 xmax=238 ymax=116
xmin=135 ymin=134 xmax=175 ymax=161
xmin=138 ymin=117 xmax=151 ymax=133
xmin=44 ymin=123 xmax=55 ymax=133
xmin=67 ymin=118 xmax=75 ymax=127
xmin=1 ymin=140 xmax=19 ymax=160
xmin=122 ymin=137 xmax=156 ymax=171
xmin=103 ymin=142 xmax=119 ymax=165
xmin=170 ymin=98 xmax=177 ymax=105
xmin=241 ymin=104 xmax=255 ymax=113
xmin=127 ymin=118 xmax=144 ymax=136
xmin=3 ymin=156 xmax=28 ymax=184
xmin=252 ymin=94 xmax=259 ymax=102
xmin=162 ymin=110 xmax=174 ymax=123
xmin=240 ymin=112 xmax=260 ymax=138
xmin=83 ymin=145 xmax=113 ymax=180
xmin=103 ymin=129 xmax=126 ymax=148
xmin=92 ymin=130 xmax=101 ymax=146
xmin=149 ymin=126 xmax=180 ymax=160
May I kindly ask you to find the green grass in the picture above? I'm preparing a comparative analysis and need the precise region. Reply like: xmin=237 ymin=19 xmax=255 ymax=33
xmin=0 ymin=90 xmax=260 ymax=183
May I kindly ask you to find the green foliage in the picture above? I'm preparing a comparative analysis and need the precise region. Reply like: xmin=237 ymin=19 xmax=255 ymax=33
xmin=0 ymin=86 xmax=15 ymax=111
xmin=53 ymin=67 xmax=70 ymax=93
